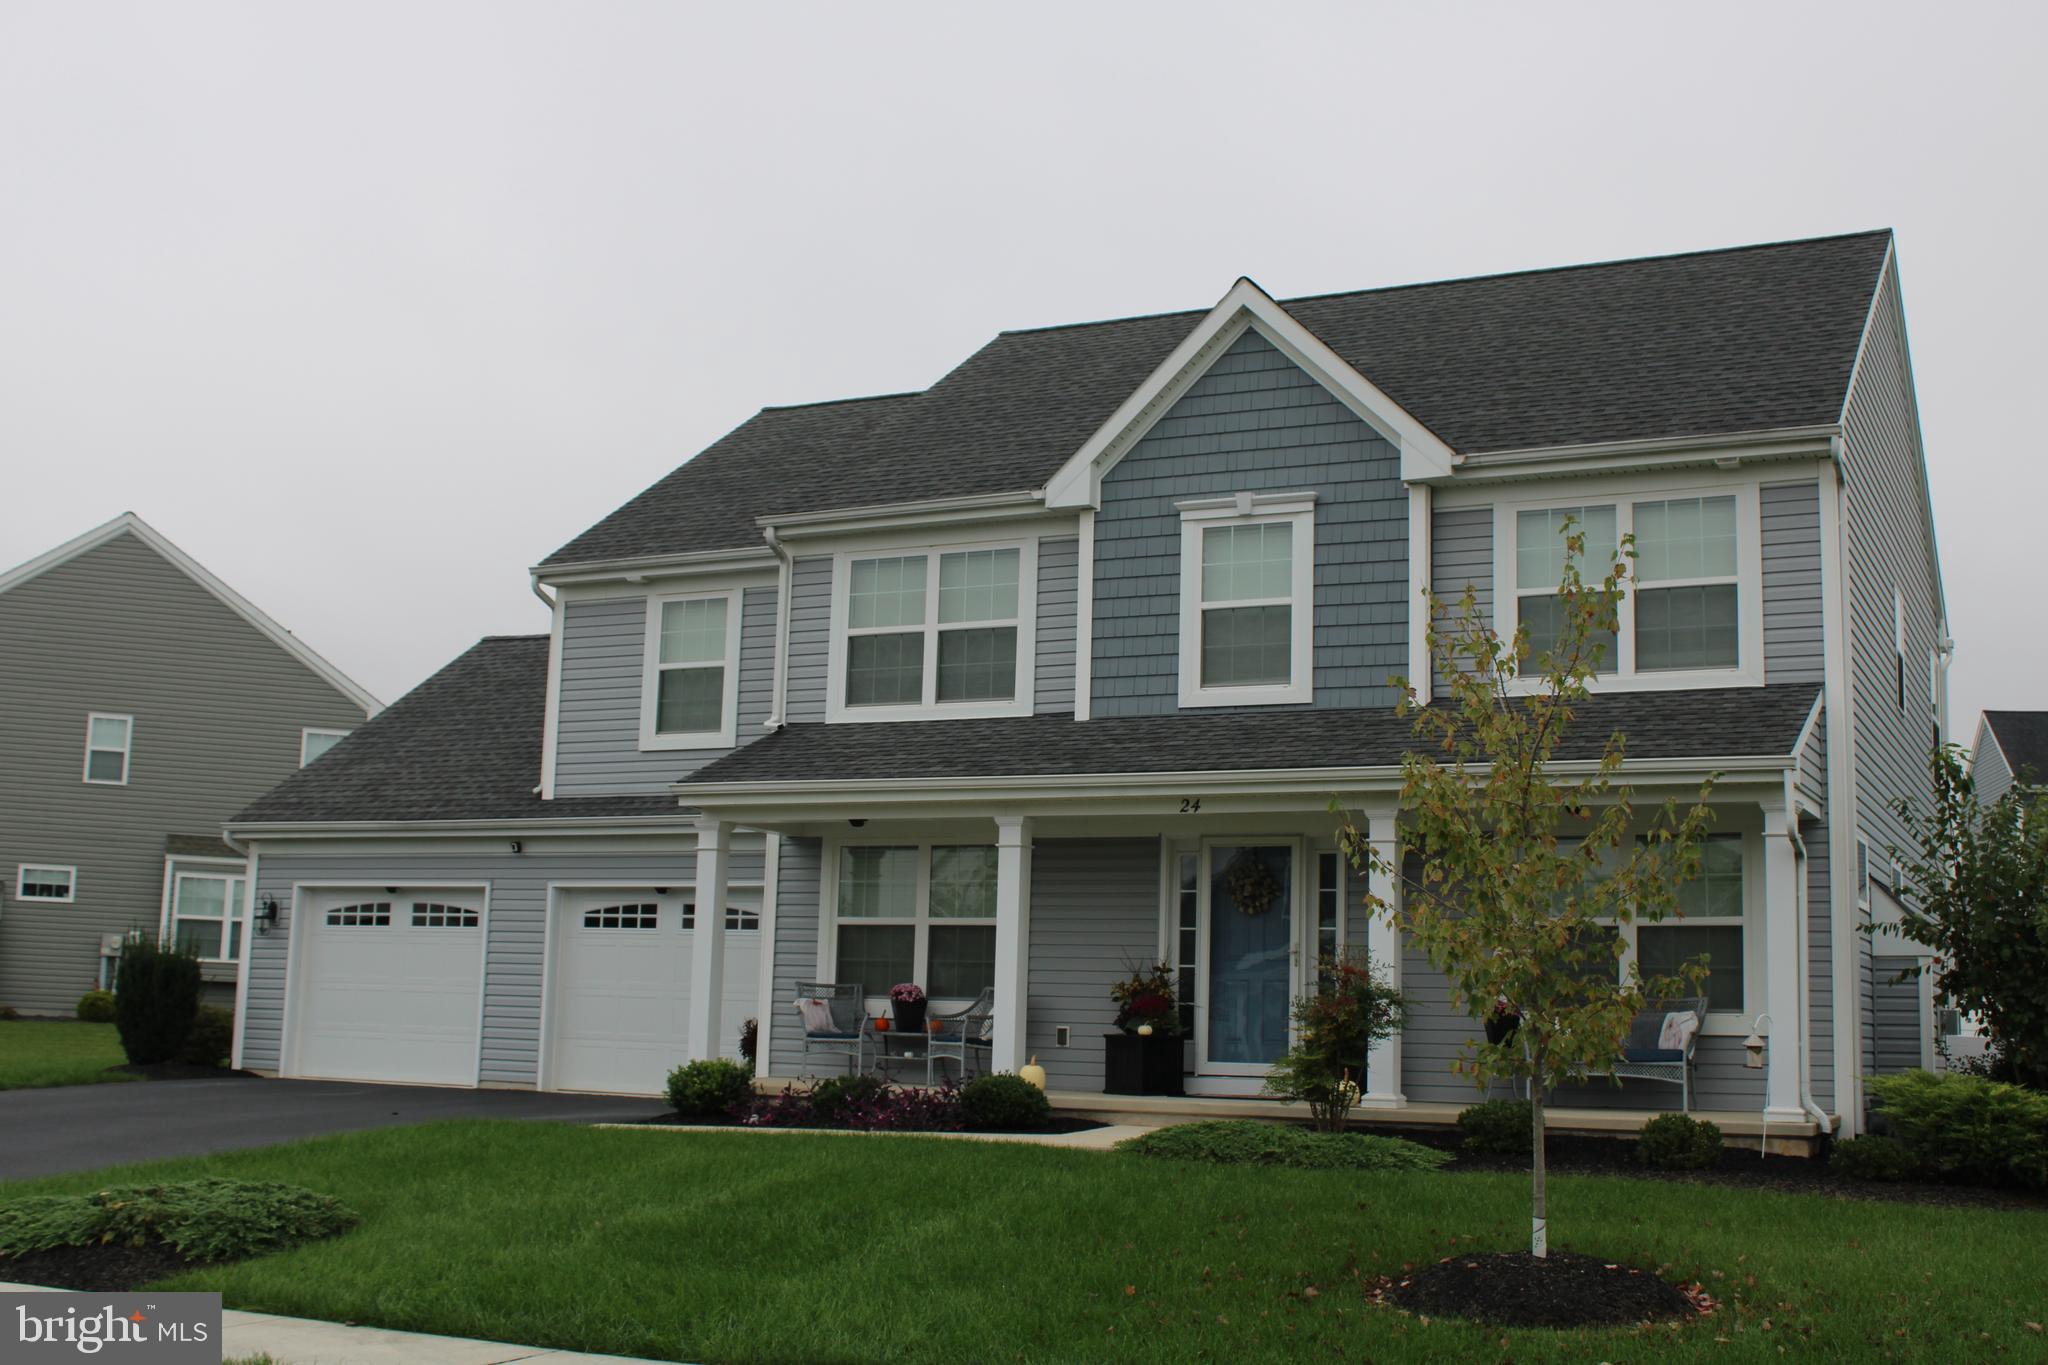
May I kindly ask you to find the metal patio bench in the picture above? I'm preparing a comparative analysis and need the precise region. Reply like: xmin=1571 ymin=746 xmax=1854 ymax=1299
xmin=1605 ymin=996 xmax=1710 ymax=1112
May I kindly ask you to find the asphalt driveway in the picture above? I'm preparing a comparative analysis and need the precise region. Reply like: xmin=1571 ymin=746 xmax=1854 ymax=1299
xmin=0 ymin=1077 xmax=662 ymax=1181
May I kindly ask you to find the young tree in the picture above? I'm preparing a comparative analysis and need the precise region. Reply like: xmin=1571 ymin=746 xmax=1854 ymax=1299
xmin=1886 ymin=745 xmax=2048 ymax=1090
xmin=1339 ymin=521 xmax=1717 ymax=1257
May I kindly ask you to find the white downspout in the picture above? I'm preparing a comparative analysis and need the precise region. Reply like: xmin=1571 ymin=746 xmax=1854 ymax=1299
xmin=762 ymin=525 xmax=794 ymax=731
xmin=1785 ymin=772 xmax=1833 ymax=1134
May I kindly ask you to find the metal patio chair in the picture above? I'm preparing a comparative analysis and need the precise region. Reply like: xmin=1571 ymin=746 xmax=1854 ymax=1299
xmin=1607 ymin=996 xmax=1710 ymax=1112
xmin=793 ymin=981 xmax=869 ymax=1076
xmin=924 ymin=987 xmax=996 ymax=1086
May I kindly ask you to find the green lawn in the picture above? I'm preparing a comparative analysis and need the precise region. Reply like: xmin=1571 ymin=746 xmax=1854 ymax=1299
xmin=5 ymin=1121 xmax=2044 ymax=1363
xmin=0 ymin=1020 xmax=135 ymax=1090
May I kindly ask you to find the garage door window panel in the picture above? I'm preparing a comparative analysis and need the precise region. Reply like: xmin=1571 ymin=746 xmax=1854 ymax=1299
xmin=326 ymin=902 xmax=391 ymax=927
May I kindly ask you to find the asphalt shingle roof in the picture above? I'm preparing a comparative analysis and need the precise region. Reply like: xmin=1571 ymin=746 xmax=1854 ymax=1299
xmin=1984 ymin=710 xmax=2048 ymax=788
xmin=545 ymin=230 xmax=1892 ymax=567
xmin=676 ymin=685 xmax=1822 ymax=788
xmin=231 ymin=636 xmax=678 ymax=826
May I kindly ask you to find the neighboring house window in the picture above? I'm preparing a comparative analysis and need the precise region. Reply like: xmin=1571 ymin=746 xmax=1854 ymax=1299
xmin=827 ymin=542 xmax=1036 ymax=720
xmin=1894 ymin=589 xmax=1908 ymax=711
xmin=301 ymin=728 xmax=350 ymax=766
xmin=170 ymin=872 xmax=245 ymax=960
xmin=831 ymin=844 xmax=997 ymax=1001
xmin=16 ymin=865 xmax=76 ymax=903
xmin=83 ymin=713 xmax=133 ymax=785
xmin=1498 ymin=486 xmax=1759 ymax=687
xmin=1176 ymin=493 xmax=1316 ymax=707
xmin=639 ymin=591 xmax=741 ymax=749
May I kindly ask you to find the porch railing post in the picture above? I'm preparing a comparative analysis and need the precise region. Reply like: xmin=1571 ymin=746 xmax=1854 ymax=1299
xmin=1362 ymin=802 xmax=1405 ymax=1107
xmin=687 ymin=817 xmax=732 ymax=1064
xmin=992 ymin=814 xmax=1034 ymax=1075
xmin=1761 ymin=803 xmax=1806 ymax=1123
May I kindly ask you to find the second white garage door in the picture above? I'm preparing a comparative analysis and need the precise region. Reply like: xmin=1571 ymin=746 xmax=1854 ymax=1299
xmin=291 ymin=887 xmax=486 ymax=1086
xmin=546 ymin=888 xmax=760 ymax=1095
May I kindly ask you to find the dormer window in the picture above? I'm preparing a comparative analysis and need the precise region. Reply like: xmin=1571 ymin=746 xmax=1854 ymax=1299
xmin=639 ymin=591 xmax=741 ymax=749
xmin=1177 ymin=493 xmax=1315 ymax=708
xmin=826 ymin=541 xmax=1037 ymax=721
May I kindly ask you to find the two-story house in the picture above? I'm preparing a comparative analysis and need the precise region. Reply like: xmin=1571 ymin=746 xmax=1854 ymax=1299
xmin=1969 ymin=711 xmax=2047 ymax=806
xmin=226 ymin=230 xmax=1946 ymax=1141
xmin=0 ymin=513 xmax=379 ymax=1013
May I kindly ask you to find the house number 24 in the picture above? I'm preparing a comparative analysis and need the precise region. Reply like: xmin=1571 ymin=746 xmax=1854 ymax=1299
xmin=1179 ymin=798 xmax=1202 ymax=814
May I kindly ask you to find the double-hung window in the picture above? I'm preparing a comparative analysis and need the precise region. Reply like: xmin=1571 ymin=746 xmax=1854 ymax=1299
xmin=170 ymin=871 xmax=246 ymax=961
xmin=83 ymin=713 xmax=133 ymax=785
xmin=831 ymin=844 xmax=998 ymax=1002
xmin=1501 ymin=486 xmax=1758 ymax=687
xmin=829 ymin=542 xmax=1035 ymax=719
xmin=640 ymin=591 xmax=741 ymax=749
xmin=1177 ymin=493 xmax=1315 ymax=707
xmin=1562 ymin=833 xmax=1752 ymax=1017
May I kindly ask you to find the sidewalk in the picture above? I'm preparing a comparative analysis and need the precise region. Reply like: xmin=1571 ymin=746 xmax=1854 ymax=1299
xmin=1 ymin=1283 xmax=670 ymax=1364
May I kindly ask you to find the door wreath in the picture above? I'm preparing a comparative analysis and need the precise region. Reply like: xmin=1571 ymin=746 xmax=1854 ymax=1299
xmin=1218 ymin=852 xmax=1282 ymax=917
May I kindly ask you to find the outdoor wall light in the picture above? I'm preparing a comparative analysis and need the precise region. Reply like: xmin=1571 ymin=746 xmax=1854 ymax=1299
xmin=509 ymin=840 xmax=524 ymax=854
xmin=1743 ymin=1014 xmax=1771 ymax=1069
xmin=255 ymin=896 xmax=280 ymax=936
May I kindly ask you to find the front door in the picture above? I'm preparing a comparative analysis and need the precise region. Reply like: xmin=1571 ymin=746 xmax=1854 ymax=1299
xmin=1198 ymin=842 xmax=1298 ymax=1077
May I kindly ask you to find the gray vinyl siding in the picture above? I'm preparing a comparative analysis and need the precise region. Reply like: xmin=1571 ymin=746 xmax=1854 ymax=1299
xmin=1797 ymin=708 xmax=1829 ymax=813
xmin=766 ymin=836 xmax=823 ymax=1077
xmin=0 ymin=530 xmax=371 ymax=1015
xmin=1870 ymin=955 xmax=1924 ymax=1075
xmin=783 ymin=557 xmax=832 ymax=723
xmin=1760 ymin=481 xmax=1826 ymax=685
xmin=1034 ymin=537 xmax=1079 ymax=716
xmin=1971 ymin=722 xmax=2016 ymax=806
xmin=552 ymin=586 xmax=777 ymax=796
xmin=1430 ymin=505 xmax=1493 ymax=685
xmin=1026 ymin=838 xmax=1161 ymax=1091
xmin=1090 ymin=328 xmax=1409 ymax=716
xmin=1805 ymin=807 xmax=1835 ymax=1101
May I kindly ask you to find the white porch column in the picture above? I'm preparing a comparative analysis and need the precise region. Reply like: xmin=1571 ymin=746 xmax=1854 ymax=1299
xmin=686 ymin=818 xmax=732 ymax=1063
xmin=992 ymin=815 xmax=1034 ymax=1074
xmin=1361 ymin=803 xmax=1405 ymax=1107
xmin=1761 ymin=803 xmax=1806 ymax=1123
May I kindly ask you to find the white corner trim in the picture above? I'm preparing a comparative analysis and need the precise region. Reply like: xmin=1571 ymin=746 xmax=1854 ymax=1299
xmin=1072 ymin=509 xmax=1095 ymax=721
xmin=0 ymin=512 xmax=382 ymax=717
xmin=1043 ymin=278 xmax=1457 ymax=509
xmin=1407 ymin=485 xmax=1432 ymax=706
xmin=1177 ymin=501 xmax=1315 ymax=709
xmin=538 ymin=582 xmax=566 ymax=798
xmin=637 ymin=588 xmax=744 ymax=751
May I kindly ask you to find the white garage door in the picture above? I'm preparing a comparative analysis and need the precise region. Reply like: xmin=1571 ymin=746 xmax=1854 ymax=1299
xmin=291 ymin=888 xmax=485 ymax=1086
xmin=547 ymin=888 xmax=760 ymax=1095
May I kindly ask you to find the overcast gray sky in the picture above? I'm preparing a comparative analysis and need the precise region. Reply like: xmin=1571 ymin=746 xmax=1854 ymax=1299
xmin=3 ymin=3 xmax=2040 ymax=738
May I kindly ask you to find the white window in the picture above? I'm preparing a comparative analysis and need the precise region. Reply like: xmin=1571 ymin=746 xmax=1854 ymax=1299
xmin=170 ymin=872 xmax=246 ymax=960
xmin=1177 ymin=493 xmax=1316 ymax=707
xmin=1498 ymin=485 xmax=1761 ymax=689
xmin=827 ymin=542 xmax=1037 ymax=720
xmin=829 ymin=843 xmax=997 ymax=1002
xmin=83 ymin=713 xmax=133 ymax=785
xmin=1566 ymin=833 xmax=1755 ymax=1017
xmin=639 ymin=591 xmax=741 ymax=749
xmin=16 ymin=864 xmax=76 ymax=903
xmin=301 ymin=728 xmax=350 ymax=766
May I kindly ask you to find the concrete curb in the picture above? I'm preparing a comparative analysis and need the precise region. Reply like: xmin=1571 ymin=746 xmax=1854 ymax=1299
xmin=590 ymin=1120 xmax=1155 ymax=1150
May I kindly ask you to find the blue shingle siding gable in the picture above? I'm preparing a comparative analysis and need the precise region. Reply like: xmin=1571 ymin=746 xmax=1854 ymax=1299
xmin=1090 ymin=328 xmax=1408 ymax=716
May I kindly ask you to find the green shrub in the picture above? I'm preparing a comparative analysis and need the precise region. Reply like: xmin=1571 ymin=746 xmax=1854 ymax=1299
xmin=1456 ymin=1099 xmax=1533 ymax=1156
xmin=1831 ymin=1134 xmax=1920 ymax=1182
xmin=75 ymin=990 xmax=116 ymax=1023
xmin=0 ymin=1179 xmax=356 ymax=1263
xmin=1118 ymin=1120 xmax=1449 ymax=1172
xmin=113 ymin=936 xmax=202 ymax=1065
xmin=665 ymin=1058 xmax=754 ymax=1117
xmin=960 ymin=1073 xmax=1052 ymax=1131
xmin=178 ymin=1006 xmax=235 ymax=1067
xmin=807 ymin=1073 xmax=885 ymax=1123
xmin=1867 ymin=1069 xmax=2048 ymax=1190
xmin=1634 ymin=1113 xmax=1723 ymax=1170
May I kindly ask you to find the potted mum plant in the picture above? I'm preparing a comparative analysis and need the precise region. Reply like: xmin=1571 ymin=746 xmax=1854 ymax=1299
xmin=889 ymin=982 xmax=927 ymax=1034
xmin=1104 ymin=963 xmax=1183 ymax=1096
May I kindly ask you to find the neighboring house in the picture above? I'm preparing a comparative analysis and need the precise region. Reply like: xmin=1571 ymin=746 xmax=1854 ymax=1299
xmin=1970 ymin=710 xmax=2048 ymax=806
xmin=0 ymin=514 xmax=379 ymax=1013
xmin=227 ymin=230 xmax=1945 ymax=1139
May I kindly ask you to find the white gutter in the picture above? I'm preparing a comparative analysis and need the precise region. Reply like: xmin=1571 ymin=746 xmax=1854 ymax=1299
xmin=1785 ymin=770 xmax=1833 ymax=1134
xmin=762 ymin=524 xmax=794 ymax=731
xmin=533 ymin=574 xmax=564 ymax=798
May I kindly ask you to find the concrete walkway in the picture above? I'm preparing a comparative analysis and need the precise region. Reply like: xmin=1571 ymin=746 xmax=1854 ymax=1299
xmin=1 ymin=1283 xmax=669 ymax=1364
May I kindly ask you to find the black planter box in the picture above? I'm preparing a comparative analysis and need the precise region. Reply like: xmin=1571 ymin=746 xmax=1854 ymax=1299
xmin=1103 ymin=1031 xmax=1185 ymax=1096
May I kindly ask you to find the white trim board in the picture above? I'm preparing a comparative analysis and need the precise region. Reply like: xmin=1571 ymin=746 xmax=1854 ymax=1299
xmin=0 ymin=512 xmax=382 ymax=716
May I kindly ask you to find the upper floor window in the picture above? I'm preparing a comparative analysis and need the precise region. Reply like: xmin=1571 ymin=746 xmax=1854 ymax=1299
xmin=1177 ymin=493 xmax=1315 ymax=708
xmin=1499 ymin=486 xmax=1760 ymax=689
xmin=16 ymin=864 xmax=76 ymax=903
xmin=640 ymin=591 xmax=740 ymax=749
xmin=301 ymin=728 xmax=350 ymax=767
xmin=83 ymin=713 xmax=133 ymax=785
xmin=826 ymin=542 xmax=1036 ymax=721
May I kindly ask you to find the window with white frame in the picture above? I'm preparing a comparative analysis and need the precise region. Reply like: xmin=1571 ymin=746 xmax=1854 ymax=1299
xmin=170 ymin=872 xmax=246 ymax=960
xmin=83 ymin=713 xmax=133 ymax=785
xmin=16 ymin=864 xmax=76 ymax=903
xmin=832 ymin=844 xmax=997 ymax=1001
xmin=301 ymin=728 xmax=349 ymax=767
xmin=830 ymin=543 xmax=1034 ymax=718
xmin=1563 ymin=834 xmax=1751 ymax=1014
xmin=1503 ymin=488 xmax=1756 ymax=685
xmin=1177 ymin=494 xmax=1315 ymax=707
xmin=640 ymin=591 xmax=740 ymax=748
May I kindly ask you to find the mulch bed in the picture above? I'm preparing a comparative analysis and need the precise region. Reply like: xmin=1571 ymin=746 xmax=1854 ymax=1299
xmin=645 ymin=1112 xmax=1106 ymax=1136
xmin=107 ymin=1062 xmax=259 ymax=1081
xmin=1381 ymin=1250 xmax=1705 ymax=1329
xmin=1348 ymin=1122 xmax=2046 ymax=1212
xmin=0 ymin=1243 xmax=216 ymax=1293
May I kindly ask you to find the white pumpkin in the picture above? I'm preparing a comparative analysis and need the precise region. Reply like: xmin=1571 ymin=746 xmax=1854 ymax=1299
xmin=1019 ymin=1055 xmax=1048 ymax=1090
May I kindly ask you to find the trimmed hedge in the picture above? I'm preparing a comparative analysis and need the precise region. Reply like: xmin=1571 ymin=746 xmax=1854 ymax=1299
xmin=75 ymin=990 xmax=116 ymax=1023
xmin=666 ymin=1059 xmax=754 ymax=1117
xmin=0 ymin=1179 xmax=356 ymax=1263
xmin=179 ymin=1006 xmax=235 ymax=1068
xmin=1118 ymin=1120 xmax=1448 ymax=1172
xmin=1867 ymin=1069 xmax=2048 ymax=1190
xmin=1831 ymin=1134 xmax=1920 ymax=1183
xmin=1456 ymin=1099 xmax=1533 ymax=1156
xmin=1634 ymin=1113 xmax=1723 ymax=1170
xmin=960 ymin=1074 xmax=1051 ymax=1131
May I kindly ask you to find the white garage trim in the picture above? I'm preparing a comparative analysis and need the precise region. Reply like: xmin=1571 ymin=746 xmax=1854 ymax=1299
xmin=281 ymin=880 xmax=490 ymax=1087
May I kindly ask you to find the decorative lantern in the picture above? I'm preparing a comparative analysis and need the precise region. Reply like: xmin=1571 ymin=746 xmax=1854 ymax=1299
xmin=1743 ymin=1014 xmax=1769 ymax=1069
xmin=1019 ymin=1055 xmax=1047 ymax=1090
